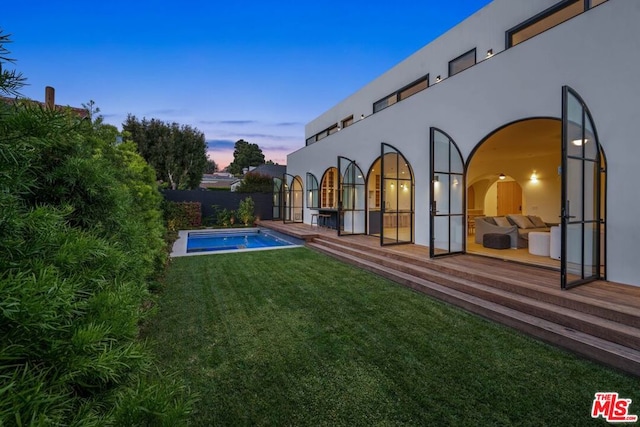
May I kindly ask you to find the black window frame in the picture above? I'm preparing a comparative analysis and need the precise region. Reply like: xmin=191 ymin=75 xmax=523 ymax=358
xmin=448 ymin=48 xmax=476 ymax=77
xmin=372 ymin=74 xmax=429 ymax=114
xmin=505 ymin=0 xmax=592 ymax=48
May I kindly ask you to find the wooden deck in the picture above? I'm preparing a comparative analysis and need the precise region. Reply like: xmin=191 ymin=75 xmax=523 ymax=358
xmin=259 ymin=220 xmax=640 ymax=376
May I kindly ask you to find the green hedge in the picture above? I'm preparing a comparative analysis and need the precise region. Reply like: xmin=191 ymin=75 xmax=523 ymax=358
xmin=163 ymin=201 xmax=202 ymax=231
xmin=0 ymin=101 xmax=191 ymax=424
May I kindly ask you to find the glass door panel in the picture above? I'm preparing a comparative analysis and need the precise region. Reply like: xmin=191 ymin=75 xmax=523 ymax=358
xmin=338 ymin=156 xmax=366 ymax=236
xmin=381 ymin=143 xmax=414 ymax=245
xmin=273 ymin=177 xmax=282 ymax=220
xmin=283 ymin=174 xmax=303 ymax=223
xmin=561 ymin=86 xmax=602 ymax=289
xmin=430 ymin=128 xmax=465 ymax=258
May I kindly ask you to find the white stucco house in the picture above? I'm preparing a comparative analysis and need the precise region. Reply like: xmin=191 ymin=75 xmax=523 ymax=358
xmin=285 ymin=0 xmax=640 ymax=288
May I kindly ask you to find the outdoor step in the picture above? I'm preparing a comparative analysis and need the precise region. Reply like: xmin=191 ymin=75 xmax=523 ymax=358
xmin=313 ymin=237 xmax=640 ymax=329
xmin=310 ymin=239 xmax=640 ymax=351
xmin=307 ymin=241 xmax=640 ymax=377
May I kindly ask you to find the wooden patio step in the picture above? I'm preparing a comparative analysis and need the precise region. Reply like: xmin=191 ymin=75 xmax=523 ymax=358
xmin=312 ymin=236 xmax=640 ymax=329
xmin=310 ymin=238 xmax=640 ymax=350
xmin=307 ymin=240 xmax=640 ymax=376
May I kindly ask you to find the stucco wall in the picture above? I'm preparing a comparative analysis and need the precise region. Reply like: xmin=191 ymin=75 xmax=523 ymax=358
xmin=288 ymin=0 xmax=640 ymax=285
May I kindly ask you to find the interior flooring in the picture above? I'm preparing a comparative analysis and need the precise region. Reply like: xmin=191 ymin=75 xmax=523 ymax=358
xmin=466 ymin=234 xmax=561 ymax=269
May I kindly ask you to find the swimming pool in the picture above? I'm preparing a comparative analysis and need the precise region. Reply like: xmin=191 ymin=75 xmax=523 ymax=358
xmin=171 ymin=228 xmax=303 ymax=257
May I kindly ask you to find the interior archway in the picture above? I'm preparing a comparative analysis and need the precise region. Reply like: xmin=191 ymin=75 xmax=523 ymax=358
xmin=466 ymin=116 xmax=607 ymax=272
xmin=466 ymin=118 xmax=562 ymax=267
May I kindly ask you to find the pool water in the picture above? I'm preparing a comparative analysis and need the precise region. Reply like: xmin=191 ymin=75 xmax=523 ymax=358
xmin=186 ymin=229 xmax=298 ymax=253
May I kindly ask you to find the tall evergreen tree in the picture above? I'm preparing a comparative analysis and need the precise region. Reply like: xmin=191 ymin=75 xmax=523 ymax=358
xmin=123 ymin=115 xmax=208 ymax=189
xmin=227 ymin=139 xmax=265 ymax=175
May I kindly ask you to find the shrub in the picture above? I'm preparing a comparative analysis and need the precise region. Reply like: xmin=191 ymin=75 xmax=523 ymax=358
xmin=0 ymin=101 xmax=191 ymax=424
xmin=215 ymin=207 xmax=236 ymax=227
xmin=237 ymin=197 xmax=256 ymax=226
xmin=163 ymin=201 xmax=202 ymax=231
xmin=236 ymin=172 xmax=273 ymax=193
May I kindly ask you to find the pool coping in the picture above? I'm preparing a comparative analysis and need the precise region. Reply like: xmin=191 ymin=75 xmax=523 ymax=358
xmin=170 ymin=227 xmax=304 ymax=257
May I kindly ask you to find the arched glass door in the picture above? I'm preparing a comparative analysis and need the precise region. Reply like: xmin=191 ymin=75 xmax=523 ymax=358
xmin=381 ymin=143 xmax=414 ymax=245
xmin=283 ymin=174 xmax=303 ymax=223
xmin=306 ymin=173 xmax=319 ymax=209
xmin=430 ymin=128 xmax=465 ymax=258
xmin=272 ymin=177 xmax=282 ymax=220
xmin=561 ymin=86 xmax=603 ymax=289
xmin=338 ymin=156 xmax=366 ymax=236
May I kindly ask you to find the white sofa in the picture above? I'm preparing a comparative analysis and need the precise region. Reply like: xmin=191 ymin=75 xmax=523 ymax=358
xmin=475 ymin=214 xmax=555 ymax=249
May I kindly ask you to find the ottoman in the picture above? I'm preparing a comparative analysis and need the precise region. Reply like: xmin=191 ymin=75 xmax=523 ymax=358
xmin=528 ymin=231 xmax=550 ymax=256
xmin=483 ymin=233 xmax=510 ymax=249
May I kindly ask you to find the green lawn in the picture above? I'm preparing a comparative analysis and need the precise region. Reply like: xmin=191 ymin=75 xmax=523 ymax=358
xmin=145 ymin=248 xmax=639 ymax=426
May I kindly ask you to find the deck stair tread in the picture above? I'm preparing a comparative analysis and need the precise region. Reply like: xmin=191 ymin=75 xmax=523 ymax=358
xmin=312 ymin=237 xmax=640 ymax=326
xmin=306 ymin=239 xmax=640 ymax=376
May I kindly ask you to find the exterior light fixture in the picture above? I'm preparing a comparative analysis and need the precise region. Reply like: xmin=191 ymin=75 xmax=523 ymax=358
xmin=433 ymin=175 xmax=439 ymax=182
xmin=486 ymin=49 xmax=493 ymax=58
xmin=435 ymin=75 xmax=441 ymax=83
xmin=499 ymin=173 xmax=506 ymax=180
xmin=360 ymin=114 xmax=365 ymax=119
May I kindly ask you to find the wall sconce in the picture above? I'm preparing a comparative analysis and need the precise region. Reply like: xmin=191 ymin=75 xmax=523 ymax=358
xmin=435 ymin=75 xmax=441 ymax=83
xmin=499 ymin=173 xmax=506 ymax=180
xmin=360 ymin=114 xmax=365 ymax=120
xmin=486 ymin=49 xmax=493 ymax=58
xmin=530 ymin=170 xmax=538 ymax=182
xmin=453 ymin=177 xmax=459 ymax=186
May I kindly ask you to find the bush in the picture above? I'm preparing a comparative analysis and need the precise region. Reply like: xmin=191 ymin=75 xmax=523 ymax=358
xmin=163 ymin=201 xmax=202 ymax=231
xmin=237 ymin=197 xmax=256 ymax=226
xmin=236 ymin=172 xmax=273 ymax=193
xmin=214 ymin=207 xmax=236 ymax=227
xmin=0 ymin=101 xmax=191 ymax=424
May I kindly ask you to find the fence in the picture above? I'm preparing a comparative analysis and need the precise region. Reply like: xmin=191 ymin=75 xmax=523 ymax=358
xmin=162 ymin=190 xmax=274 ymax=222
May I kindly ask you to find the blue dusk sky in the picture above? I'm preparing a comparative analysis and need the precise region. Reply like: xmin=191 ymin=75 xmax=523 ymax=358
xmin=3 ymin=0 xmax=491 ymax=169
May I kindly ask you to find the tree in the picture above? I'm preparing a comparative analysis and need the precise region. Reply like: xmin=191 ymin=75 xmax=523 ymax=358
xmin=81 ymin=99 xmax=101 ymax=123
xmin=204 ymin=158 xmax=218 ymax=174
xmin=123 ymin=115 xmax=208 ymax=189
xmin=227 ymin=139 xmax=265 ymax=176
xmin=0 ymin=29 xmax=26 ymax=96
xmin=236 ymin=172 xmax=273 ymax=193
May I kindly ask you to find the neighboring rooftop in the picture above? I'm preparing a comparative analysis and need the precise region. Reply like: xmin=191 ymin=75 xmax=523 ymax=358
xmin=246 ymin=164 xmax=286 ymax=178
xmin=1 ymin=86 xmax=88 ymax=118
